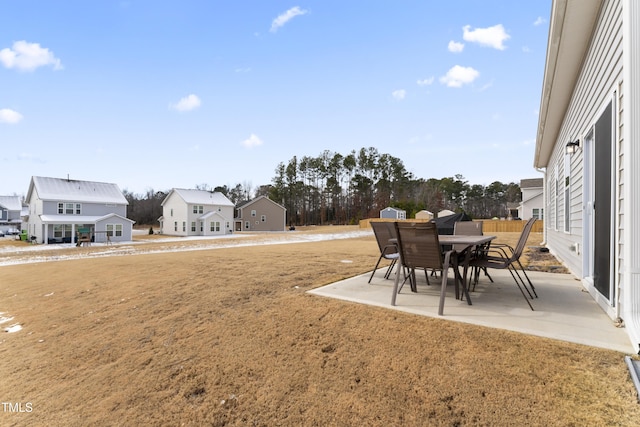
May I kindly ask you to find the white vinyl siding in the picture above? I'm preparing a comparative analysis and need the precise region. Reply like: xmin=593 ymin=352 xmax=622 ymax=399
xmin=545 ymin=0 xmax=622 ymax=285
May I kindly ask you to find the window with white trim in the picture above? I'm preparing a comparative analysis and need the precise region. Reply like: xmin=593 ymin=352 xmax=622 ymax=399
xmin=532 ymin=208 xmax=544 ymax=220
xmin=53 ymin=224 xmax=72 ymax=238
xmin=191 ymin=221 xmax=196 ymax=232
xmin=210 ymin=221 xmax=220 ymax=232
xmin=106 ymin=224 xmax=123 ymax=237
xmin=58 ymin=202 xmax=81 ymax=215
xmin=261 ymin=215 xmax=266 ymax=222
xmin=193 ymin=205 xmax=204 ymax=214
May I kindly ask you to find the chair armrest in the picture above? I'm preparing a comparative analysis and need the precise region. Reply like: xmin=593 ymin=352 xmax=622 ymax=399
xmin=477 ymin=243 xmax=513 ymax=258
xmin=381 ymin=244 xmax=397 ymax=256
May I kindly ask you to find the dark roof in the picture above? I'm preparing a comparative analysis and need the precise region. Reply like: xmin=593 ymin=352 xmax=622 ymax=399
xmin=433 ymin=212 xmax=471 ymax=235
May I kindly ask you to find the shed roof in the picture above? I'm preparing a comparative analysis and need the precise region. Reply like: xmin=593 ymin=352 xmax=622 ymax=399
xmin=27 ymin=176 xmax=128 ymax=205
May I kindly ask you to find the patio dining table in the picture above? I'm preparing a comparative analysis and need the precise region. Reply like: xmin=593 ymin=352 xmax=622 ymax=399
xmin=438 ymin=234 xmax=496 ymax=299
xmin=391 ymin=233 xmax=496 ymax=315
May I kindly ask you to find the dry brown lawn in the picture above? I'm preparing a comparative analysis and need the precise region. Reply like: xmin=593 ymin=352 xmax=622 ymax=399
xmin=1 ymin=226 xmax=638 ymax=426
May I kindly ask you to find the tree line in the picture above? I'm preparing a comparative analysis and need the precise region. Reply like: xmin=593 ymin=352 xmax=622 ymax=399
xmin=123 ymin=147 xmax=522 ymax=227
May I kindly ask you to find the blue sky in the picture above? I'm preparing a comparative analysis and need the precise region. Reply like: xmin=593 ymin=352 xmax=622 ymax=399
xmin=1 ymin=1 xmax=551 ymax=196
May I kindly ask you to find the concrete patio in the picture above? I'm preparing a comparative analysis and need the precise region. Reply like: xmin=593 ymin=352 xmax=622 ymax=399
xmin=309 ymin=266 xmax=635 ymax=354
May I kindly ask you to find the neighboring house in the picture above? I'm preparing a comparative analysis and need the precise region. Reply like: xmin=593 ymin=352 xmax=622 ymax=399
xmin=235 ymin=196 xmax=286 ymax=232
xmin=159 ymin=188 xmax=234 ymax=236
xmin=517 ymin=178 xmax=544 ymax=220
xmin=25 ymin=176 xmax=134 ymax=244
xmin=415 ymin=210 xmax=434 ymax=220
xmin=534 ymin=0 xmax=640 ymax=352
xmin=380 ymin=207 xmax=406 ymax=220
xmin=0 ymin=195 xmax=23 ymax=234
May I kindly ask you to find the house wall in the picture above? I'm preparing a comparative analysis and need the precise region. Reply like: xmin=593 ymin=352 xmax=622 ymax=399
xmin=238 ymin=198 xmax=285 ymax=231
xmin=95 ymin=217 xmax=133 ymax=243
xmin=41 ymin=200 xmax=127 ymax=217
xmin=545 ymin=0 xmax=623 ymax=312
xmin=185 ymin=206 xmax=233 ymax=236
xmin=26 ymin=193 xmax=44 ymax=242
xmin=519 ymin=192 xmax=543 ymax=220
xmin=161 ymin=193 xmax=189 ymax=236
xmin=200 ymin=212 xmax=232 ymax=236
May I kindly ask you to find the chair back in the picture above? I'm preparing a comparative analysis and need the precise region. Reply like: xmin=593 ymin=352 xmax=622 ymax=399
xmin=393 ymin=221 xmax=444 ymax=270
xmin=453 ymin=221 xmax=483 ymax=252
xmin=371 ymin=221 xmax=397 ymax=255
xmin=511 ymin=218 xmax=537 ymax=261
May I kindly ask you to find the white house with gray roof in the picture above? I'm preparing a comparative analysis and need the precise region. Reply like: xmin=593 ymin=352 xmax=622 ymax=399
xmin=517 ymin=178 xmax=544 ymax=221
xmin=159 ymin=188 xmax=234 ymax=236
xmin=25 ymin=176 xmax=134 ymax=244
xmin=0 ymin=195 xmax=24 ymax=234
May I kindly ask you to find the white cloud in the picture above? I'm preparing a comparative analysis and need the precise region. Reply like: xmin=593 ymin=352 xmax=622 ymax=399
xmin=439 ymin=65 xmax=479 ymax=88
xmin=0 ymin=108 xmax=24 ymax=124
xmin=534 ymin=17 xmax=547 ymax=26
xmin=241 ymin=133 xmax=264 ymax=148
xmin=169 ymin=94 xmax=201 ymax=112
xmin=0 ymin=41 xmax=63 ymax=72
xmin=448 ymin=40 xmax=464 ymax=53
xmin=391 ymin=89 xmax=406 ymax=100
xmin=235 ymin=67 xmax=251 ymax=73
xmin=462 ymin=24 xmax=510 ymax=50
xmin=522 ymin=46 xmax=531 ymax=53
xmin=270 ymin=6 xmax=308 ymax=33
xmin=417 ymin=77 xmax=434 ymax=86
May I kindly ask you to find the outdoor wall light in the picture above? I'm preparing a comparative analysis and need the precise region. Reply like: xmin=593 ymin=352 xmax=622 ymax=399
xmin=565 ymin=139 xmax=580 ymax=155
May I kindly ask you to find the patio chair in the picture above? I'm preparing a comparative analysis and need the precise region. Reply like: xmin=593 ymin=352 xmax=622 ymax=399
xmin=453 ymin=221 xmax=493 ymax=286
xmin=391 ymin=221 xmax=465 ymax=315
xmin=368 ymin=221 xmax=399 ymax=283
xmin=469 ymin=217 xmax=538 ymax=310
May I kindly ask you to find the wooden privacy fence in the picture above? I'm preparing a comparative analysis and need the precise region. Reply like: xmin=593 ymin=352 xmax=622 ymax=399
xmin=360 ymin=218 xmax=544 ymax=233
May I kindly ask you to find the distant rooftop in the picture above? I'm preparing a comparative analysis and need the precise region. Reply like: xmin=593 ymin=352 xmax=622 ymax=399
xmin=520 ymin=178 xmax=543 ymax=188
xmin=29 ymin=176 xmax=128 ymax=205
